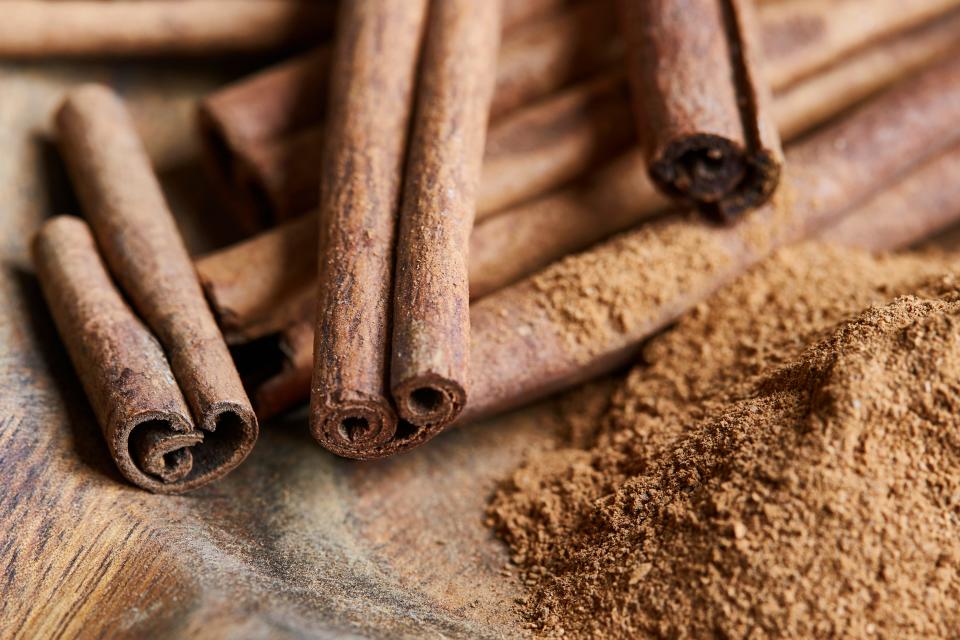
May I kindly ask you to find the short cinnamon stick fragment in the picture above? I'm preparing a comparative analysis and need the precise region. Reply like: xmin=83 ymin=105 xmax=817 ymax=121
xmin=0 ymin=1 xmax=335 ymax=58
xmin=56 ymin=84 xmax=257 ymax=487
xmin=310 ymin=0 xmax=428 ymax=459
xmin=389 ymin=0 xmax=501 ymax=435
xmin=620 ymin=0 xmax=782 ymax=220
xmin=33 ymin=218 xmax=216 ymax=493
xmin=244 ymin=54 xmax=960 ymax=425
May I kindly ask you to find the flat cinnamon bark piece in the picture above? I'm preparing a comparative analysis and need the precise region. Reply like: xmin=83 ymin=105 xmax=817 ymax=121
xmin=310 ymin=0 xmax=429 ymax=459
xmin=33 ymin=217 xmax=238 ymax=493
xmin=0 ymin=1 xmax=335 ymax=58
xmin=243 ymin=55 xmax=960 ymax=425
xmin=196 ymin=23 xmax=960 ymax=338
xmin=620 ymin=0 xmax=782 ymax=220
xmin=389 ymin=0 xmax=501 ymax=435
xmin=55 ymin=85 xmax=257 ymax=474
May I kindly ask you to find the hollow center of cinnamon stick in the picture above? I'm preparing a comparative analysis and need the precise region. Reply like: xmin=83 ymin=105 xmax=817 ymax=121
xmin=407 ymin=386 xmax=446 ymax=417
xmin=338 ymin=416 xmax=372 ymax=443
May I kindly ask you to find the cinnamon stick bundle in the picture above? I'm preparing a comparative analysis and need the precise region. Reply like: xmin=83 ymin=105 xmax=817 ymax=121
xmin=0 ymin=1 xmax=335 ymax=58
xmin=200 ymin=0 xmax=960 ymax=227
xmin=44 ymin=85 xmax=258 ymax=491
xmin=241 ymin=55 xmax=960 ymax=424
xmin=196 ymin=23 xmax=960 ymax=341
xmin=310 ymin=0 xmax=428 ymax=459
xmin=389 ymin=0 xmax=501 ymax=434
xmin=198 ymin=0 xmax=620 ymax=229
xmin=620 ymin=0 xmax=782 ymax=219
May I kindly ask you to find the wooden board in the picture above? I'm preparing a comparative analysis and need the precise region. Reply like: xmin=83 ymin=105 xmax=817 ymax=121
xmin=0 ymin=60 xmax=560 ymax=639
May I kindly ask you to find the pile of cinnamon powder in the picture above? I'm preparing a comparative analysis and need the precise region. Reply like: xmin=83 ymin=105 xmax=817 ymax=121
xmin=488 ymin=243 xmax=960 ymax=638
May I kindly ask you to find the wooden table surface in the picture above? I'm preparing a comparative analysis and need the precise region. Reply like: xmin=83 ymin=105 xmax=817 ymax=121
xmin=0 ymin=59 xmax=560 ymax=639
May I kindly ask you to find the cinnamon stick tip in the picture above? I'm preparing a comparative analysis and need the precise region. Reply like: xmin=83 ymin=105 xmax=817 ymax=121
xmin=392 ymin=375 xmax=466 ymax=429
xmin=56 ymin=82 xmax=122 ymax=125
xmin=650 ymin=134 xmax=781 ymax=222
xmin=310 ymin=397 xmax=398 ymax=460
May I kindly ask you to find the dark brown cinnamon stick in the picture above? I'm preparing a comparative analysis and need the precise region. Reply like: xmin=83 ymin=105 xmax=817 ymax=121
xmin=244 ymin=54 xmax=960 ymax=425
xmin=55 ymin=84 xmax=257 ymax=485
xmin=206 ymin=0 xmax=960 ymax=227
xmin=310 ymin=0 xmax=428 ymax=459
xmin=196 ymin=22 xmax=960 ymax=339
xmin=197 ymin=0 xmax=621 ymax=229
xmin=620 ymin=0 xmax=782 ymax=220
xmin=388 ymin=0 xmax=501 ymax=435
xmin=33 ymin=218 xmax=218 ymax=493
xmin=0 ymin=1 xmax=335 ymax=58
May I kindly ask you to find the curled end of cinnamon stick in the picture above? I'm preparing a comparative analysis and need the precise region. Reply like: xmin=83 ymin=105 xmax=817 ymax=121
xmin=127 ymin=413 xmax=203 ymax=485
xmin=392 ymin=374 xmax=466 ymax=430
xmin=650 ymin=136 xmax=781 ymax=222
xmin=310 ymin=396 xmax=398 ymax=460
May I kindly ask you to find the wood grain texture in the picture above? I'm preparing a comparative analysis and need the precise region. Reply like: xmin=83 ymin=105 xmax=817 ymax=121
xmin=0 ymin=61 xmax=559 ymax=638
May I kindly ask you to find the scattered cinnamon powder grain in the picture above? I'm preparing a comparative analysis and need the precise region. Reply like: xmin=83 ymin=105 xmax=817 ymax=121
xmin=530 ymin=215 xmax=730 ymax=356
xmin=488 ymin=243 xmax=960 ymax=638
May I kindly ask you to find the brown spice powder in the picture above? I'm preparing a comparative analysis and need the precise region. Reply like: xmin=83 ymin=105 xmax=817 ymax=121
xmin=489 ymin=243 xmax=960 ymax=638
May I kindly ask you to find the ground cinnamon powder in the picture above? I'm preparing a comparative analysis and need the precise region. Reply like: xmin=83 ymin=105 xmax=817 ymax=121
xmin=488 ymin=243 xmax=960 ymax=638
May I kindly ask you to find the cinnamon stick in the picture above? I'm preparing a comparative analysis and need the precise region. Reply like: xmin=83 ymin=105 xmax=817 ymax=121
xmin=0 ymin=1 xmax=335 ymax=58
xmin=826 ymin=143 xmax=960 ymax=252
xmin=388 ymin=0 xmax=501 ymax=435
xmin=310 ymin=0 xmax=428 ymax=459
xmin=620 ymin=0 xmax=782 ymax=220
xmin=33 ymin=218 xmax=224 ymax=493
xmin=204 ymin=0 xmax=960 ymax=226
xmin=197 ymin=25 xmax=960 ymax=339
xmin=198 ymin=0 xmax=620 ymax=229
xmin=243 ymin=55 xmax=960 ymax=424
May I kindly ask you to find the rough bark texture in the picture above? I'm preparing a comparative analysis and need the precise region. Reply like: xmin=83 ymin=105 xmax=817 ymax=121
xmin=0 ymin=0 xmax=335 ymax=57
xmin=196 ymin=25 xmax=960 ymax=337
xmin=55 ymin=84 xmax=257 ymax=478
xmin=246 ymin=56 xmax=960 ymax=428
xmin=31 ymin=217 xmax=249 ymax=493
xmin=309 ymin=0 xmax=428 ymax=459
xmin=620 ymin=0 xmax=783 ymax=220
xmin=198 ymin=0 xmax=960 ymax=227
xmin=390 ymin=0 xmax=501 ymax=436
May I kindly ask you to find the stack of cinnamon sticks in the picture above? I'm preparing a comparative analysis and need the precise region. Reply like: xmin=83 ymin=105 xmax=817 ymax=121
xmin=23 ymin=0 xmax=960 ymax=491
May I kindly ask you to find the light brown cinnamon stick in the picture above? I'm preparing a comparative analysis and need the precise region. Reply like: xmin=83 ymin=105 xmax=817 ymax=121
xmin=245 ymin=55 xmax=960 ymax=424
xmin=310 ymin=0 xmax=428 ymax=459
xmin=388 ymin=0 xmax=501 ymax=435
xmin=826 ymin=143 xmax=960 ymax=252
xmin=33 ymin=217 xmax=221 ymax=493
xmin=0 ymin=1 xmax=335 ymax=58
xmin=620 ymin=0 xmax=782 ymax=220
xmin=196 ymin=24 xmax=960 ymax=339
xmin=204 ymin=0 xmax=960 ymax=227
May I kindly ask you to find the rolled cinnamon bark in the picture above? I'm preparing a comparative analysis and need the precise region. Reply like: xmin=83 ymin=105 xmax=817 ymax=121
xmin=310 ymin=0 xmax=428 ymax=459
xmin=620 ymin=0 xmax=782 ymax=220
xmin=32 ymin=218 xmax=248 ymax=493
xmin=0 ymin=1 xmax=335 ymax=58
xmin=826 ymin=142 xmax=960 ymax=252
xmin=199 ymin=0 xmax=620 ymax=229
xmin=206 ymin=0 xmax=960 ymax=227
xmin=389 ymin=0 xmax=501 ymax=434
xmin=56 ymin=85 xmax=257 ymax=479
xmin=245 ymin=54 xmax=960 ymax=424
xmin=196 ymin=26 xmax=960 ymax=336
